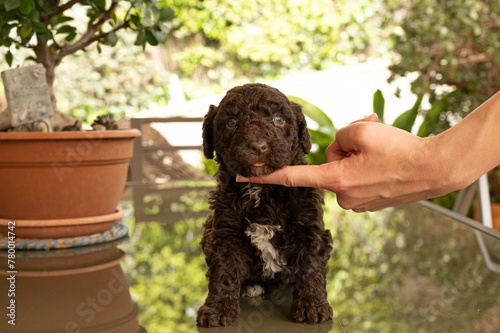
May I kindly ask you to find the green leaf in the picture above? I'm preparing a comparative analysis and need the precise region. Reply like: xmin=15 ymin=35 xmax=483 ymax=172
xmin=288 ymin=95 xmax=336 ymax=137
xmin=152 ymin=27 xmax=167 ymax=43
xmin=151 ymin=6 xmax=160 ymax=20
xmin=111 ymin=10 xmax=117 ymax=24
xmin=37 ymin=31 xmax=51 ymax=43
xmin=307 ymin=128 xmax=334 ymax=165
xmin=4 ymin=0 xmax=21 ymax=11
xmin=107 ymin=31 xmax=118 ymax=46
xmin=18 ymin=25 xmax=32 ymax=39
xmin=28 ymin=8 xmax=39 ymax=21
xmin=145 ymin=30 xmax=158 ymax=46
xmin=19 ymin=0 xmax=35 ymax=15
xmin=372 ymin=89 xmax=385 ymax=123
xmin=134 ymin=30 xmax=146 ymax=45
xmin=416 ymin=94 xmax=451 ymax=137
xmin=0 ymin=39 xmax=12 ymax=48
xmin=288 ymin=96 xmax=332 ymax=127
xmin=130 ymin=14 xmax=141 ymax=28
xmin=392 ymin=95 xmax=423 ymax=132
xmin=65 ymin=31 xmax=76 ymax=42
xmin=32 ymin=21 xmax=47 ymax=33
xmin=51 ymin=15 xmax=73 ymax=27
xmin=2 ymin=24 xmax=14 ymax=38
xmin=25 ymin=55 xmax=37 ymax=63
xmin=142 ymin=14 xmax=154 ymax=27
xmin=90 ymin=0 xmax=106 ymax=11
xmin=159 ymin=7 xmax=174 ymax=21
xmin=308 ymin=128 xmax=335 ymax=146
xmin=40 ymin=2 xmax=56 ymax=15
xmin=5 ymin=50 xmax=13 ymax=67
xmin=57 ymin=25 xmax=76 ymax=34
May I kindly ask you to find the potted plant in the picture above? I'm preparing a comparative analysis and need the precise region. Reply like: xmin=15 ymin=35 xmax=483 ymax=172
xmin=0 ymin=1 xmax=174 ymax=238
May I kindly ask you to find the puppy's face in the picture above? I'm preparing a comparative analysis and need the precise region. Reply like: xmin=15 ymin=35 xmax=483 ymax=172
xmin=203 ymin=83 xmax=311 ymax=178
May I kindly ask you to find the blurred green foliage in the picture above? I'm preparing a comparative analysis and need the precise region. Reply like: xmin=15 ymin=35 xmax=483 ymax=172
xmin=163 ymin=0 xmax=388 ymax=82
xmin=122 ymin=217 xmax=207 ymax=332
xmin=385 ymin=0 xmax=500 ymax=133
xmin=53 ymin=31 xmax=172 ymax=122
xmin=0 ymin=32 xmax=173 ymax=121
xmin=201 ymin=158 xmax=218 ymax=177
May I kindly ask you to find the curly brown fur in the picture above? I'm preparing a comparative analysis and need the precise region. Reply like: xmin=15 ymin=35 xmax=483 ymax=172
xmin=197 ymin=83 xmax=333 ymax=327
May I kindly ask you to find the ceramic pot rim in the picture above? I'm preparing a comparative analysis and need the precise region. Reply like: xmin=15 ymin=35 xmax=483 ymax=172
xmin=0 ymin=209 xmax=124 ymax=227
xmin=0 ymin=129 xmax=141 ymax=140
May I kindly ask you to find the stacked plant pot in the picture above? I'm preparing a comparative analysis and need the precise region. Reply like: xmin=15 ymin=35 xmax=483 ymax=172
xmin=0 ymin=129 xmax=140 ymax=239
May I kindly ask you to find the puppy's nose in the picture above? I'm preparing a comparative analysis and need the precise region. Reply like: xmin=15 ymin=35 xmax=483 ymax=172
xmin=250 ymin=141 xmax=268 ymax=154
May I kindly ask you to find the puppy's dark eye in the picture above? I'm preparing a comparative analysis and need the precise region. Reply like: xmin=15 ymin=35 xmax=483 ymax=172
xmin=227 ymin=119 xmax=237 ymax=128
xmin=273 ymin=116 xmax=285 ymax=126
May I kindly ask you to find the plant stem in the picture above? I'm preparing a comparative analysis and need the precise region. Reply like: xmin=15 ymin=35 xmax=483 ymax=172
xmin=32 ymin=34 xmax=57 ymax=112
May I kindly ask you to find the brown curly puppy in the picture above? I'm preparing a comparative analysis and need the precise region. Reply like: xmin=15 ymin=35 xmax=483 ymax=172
xmin=197 ymin=83 xmax=333 ymax=327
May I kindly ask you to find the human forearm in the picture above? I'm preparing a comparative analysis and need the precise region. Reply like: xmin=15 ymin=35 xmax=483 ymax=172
xmin=429 ymin=90 xmax=500 ymax=193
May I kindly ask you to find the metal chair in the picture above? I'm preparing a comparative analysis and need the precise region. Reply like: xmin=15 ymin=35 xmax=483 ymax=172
xmin=419 ymin=174 xmax=500 ymax=273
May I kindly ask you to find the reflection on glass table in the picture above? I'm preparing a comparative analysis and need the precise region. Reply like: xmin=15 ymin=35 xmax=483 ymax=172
xmin=1 ymin=182 xmax=498 ymax=332
xmin=119 ymin=183 xmax=500 ymax=333
xmin=0 ymin=240 xmax=145 ymax=332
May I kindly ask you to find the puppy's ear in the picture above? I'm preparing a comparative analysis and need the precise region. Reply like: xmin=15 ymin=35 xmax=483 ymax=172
xmin=202 ymin=105 xmax=217 ymax=159
xmin=291 ymin=101 xmax=312 ymax=154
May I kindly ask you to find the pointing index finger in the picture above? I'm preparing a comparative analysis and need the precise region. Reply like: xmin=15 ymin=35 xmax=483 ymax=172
xmin=237 ymin=164 xmax=337 ymax=190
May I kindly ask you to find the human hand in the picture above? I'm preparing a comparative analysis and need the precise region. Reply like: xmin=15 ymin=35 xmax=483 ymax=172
xmin=237 ymin=114 xmax=446 ymax=212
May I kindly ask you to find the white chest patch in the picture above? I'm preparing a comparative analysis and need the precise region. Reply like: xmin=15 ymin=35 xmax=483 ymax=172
xmin=245 ymin=223 xmax=286 ymax=279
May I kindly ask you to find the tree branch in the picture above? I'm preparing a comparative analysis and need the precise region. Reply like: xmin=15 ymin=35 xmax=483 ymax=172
xmin=33 ymin=34 xmax=51 ymax=68
xmin=56 ymin=21 xmax=130 ymax=61
xmin=455 ymin=53 xmax=489 ymax=66
xmin=54 ymin=2 xmax=121 ymax=62
xmin=45 ymin=0 xmax=82 ymax=21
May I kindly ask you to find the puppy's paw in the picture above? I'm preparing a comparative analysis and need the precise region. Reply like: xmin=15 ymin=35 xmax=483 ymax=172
xmin=291 ymin=298 xmax=333 ymax=324
xmin=197 ymin=300 xmax=240 ymax=327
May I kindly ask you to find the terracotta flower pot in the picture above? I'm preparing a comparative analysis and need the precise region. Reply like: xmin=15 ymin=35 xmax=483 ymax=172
xmin=0 ymin=130 xmax=140 ymax=220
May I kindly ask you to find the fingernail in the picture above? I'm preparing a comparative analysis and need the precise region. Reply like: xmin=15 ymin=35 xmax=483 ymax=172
xmin=236 ymin=175 xmax=249 ymax=182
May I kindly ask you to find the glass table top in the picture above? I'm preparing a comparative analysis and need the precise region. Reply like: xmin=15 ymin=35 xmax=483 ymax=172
xmin=1 ymin=182 xmax=500 ymax=333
